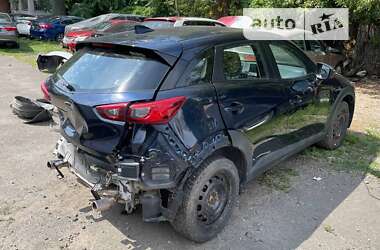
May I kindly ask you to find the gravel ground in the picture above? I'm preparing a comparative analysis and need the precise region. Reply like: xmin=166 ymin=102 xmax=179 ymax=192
xmin=0 ymin=56 xmax=379 ymax=250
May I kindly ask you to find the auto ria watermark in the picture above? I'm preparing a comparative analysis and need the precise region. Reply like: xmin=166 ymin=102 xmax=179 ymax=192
xmin=242 ymin=8 xmax=349 ymax=40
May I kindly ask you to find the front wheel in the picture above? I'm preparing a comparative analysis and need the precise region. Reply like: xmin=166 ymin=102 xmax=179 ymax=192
xmin=171 ymin=157 xmax=239 ymax=242
xmin=318 ymin=101 xmax=350 ymax=149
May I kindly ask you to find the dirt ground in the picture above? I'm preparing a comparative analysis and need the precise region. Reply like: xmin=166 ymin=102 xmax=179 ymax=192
xmin=0 ymin=55 xmax=379 ymax=250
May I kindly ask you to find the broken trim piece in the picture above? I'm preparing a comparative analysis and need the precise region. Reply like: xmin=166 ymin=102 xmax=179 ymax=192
xmin=37 ymin=51 xmax=73 ymax=73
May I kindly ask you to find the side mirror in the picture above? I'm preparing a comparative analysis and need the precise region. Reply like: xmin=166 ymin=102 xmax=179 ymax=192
xmin=316 ymin=62 xmax=333 ymax=80
xmin=37 ymin=51 xmax=72 ymax=73
xmin=326 ymin=46 xmax=341 ymax=54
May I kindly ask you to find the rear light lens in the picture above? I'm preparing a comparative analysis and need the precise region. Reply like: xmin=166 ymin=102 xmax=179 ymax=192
xmin=39 ymin=23 xmax=52 ymax=29
xmin=95 ymin=96 xmax=186 ymax=124
xmin=128 ymin=96 xmax=186 ymax=124
xmin=40 ymin=81 xmax=50 ymax=101
xmin=1 ymin=26 xmax=17 ymax=31
xmin=96 ymin=103 xmax=129 ymax=122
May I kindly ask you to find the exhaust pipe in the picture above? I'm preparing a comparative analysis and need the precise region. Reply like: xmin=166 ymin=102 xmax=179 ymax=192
xmin=47 ymin=160 xmax=67 ymax=179
xmin=47 ymin=159 xmax=66 ymax=169
xmin=92 ymin=197 xmax=116 ymax=212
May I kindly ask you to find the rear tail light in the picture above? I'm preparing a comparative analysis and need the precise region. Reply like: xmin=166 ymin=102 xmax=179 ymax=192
xmin=96 ymin=103 xmax=129 ymax=122
xmin=40 ymin=81 xmax=51 ymax=101
xmin=95 ymin=96 xmax=186 ymax=124
xmin=1 ymin=26 xmax=17 ymax=31
xmin=128 ymin=96 xmax=186 ymax=124
xmin=39 ymin=23 xmax=52 ymax=29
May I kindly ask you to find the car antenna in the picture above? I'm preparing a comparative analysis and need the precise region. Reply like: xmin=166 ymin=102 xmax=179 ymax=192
xmin=134 ymin=25 xmax=154 ymax=34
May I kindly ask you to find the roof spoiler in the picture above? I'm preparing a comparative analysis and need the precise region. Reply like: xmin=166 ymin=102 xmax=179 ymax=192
xmin=76 ymin=42 xmax=180 ymax=66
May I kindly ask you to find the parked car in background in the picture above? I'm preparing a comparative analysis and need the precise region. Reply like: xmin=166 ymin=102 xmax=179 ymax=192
xmin=91 ymin=21 xmax=136 ymax=37
xmin=30 ymin=16 xmax=83 ymax=41
xmin=63 ymin=19 xmax=139 ymax=51
xmin=292 ymin=38 xmax=345 ymax=72
xmin=0 ymin=12 xmax=18 ymax=47
xmin=217 ymin=16 xmax=253 ymax=28
xmin=64 ymin=13 xmax=144 ymax=34
xmin=269 ymin=29 xmax=345 ymax=70
xmin=14 ymin=15 xmax=39 ymax=36
xmin=10 ymin=13 xmax=35 ymax=22
xmin=141 ymin=17 xmax=226 ymax=28
xmin=43 ymin=27 xmax=354 ymax=243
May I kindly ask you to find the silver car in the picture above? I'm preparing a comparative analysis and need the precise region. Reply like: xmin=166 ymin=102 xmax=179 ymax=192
xmin=0 ymin=13 xmax=18 ymax=47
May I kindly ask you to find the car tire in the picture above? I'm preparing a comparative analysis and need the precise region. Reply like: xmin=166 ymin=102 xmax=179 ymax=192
xmin=318 ymin=101 xmax=350 ymax=150
xmin=171 ymin=156 xmax=239 ymax=242
xmin=56 ymin=33 xmax=64 ymax=42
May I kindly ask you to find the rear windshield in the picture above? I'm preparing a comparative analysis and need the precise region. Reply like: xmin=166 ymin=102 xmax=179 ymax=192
xmin=0 ymin=14 xmax=11 ymax=23
xmin=56 ymin=49 xmax=169 ymax=92
xmin=141 ymin=21 xmax=174 ymax=29
xmin=104 ymin=23 xmax=135 ymax=33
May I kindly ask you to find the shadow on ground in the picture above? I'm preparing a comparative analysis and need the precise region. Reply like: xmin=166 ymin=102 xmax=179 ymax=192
xmin=76 ymin=130 xmax=380 ymax=249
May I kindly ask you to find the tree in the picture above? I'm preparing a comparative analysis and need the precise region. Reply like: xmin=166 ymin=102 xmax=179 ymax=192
xmin=51 ymin=0 xmax=66 ymax=15
xmin=249 ymin=0 xmax=380 ymax=75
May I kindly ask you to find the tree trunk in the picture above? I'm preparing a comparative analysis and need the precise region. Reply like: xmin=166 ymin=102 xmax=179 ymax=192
xmin=213 ymin=0 xmax=230 ymax=18
xmin=50 ymin=0 xmax=66 ymax=15
xmin=350 ymin=24 xmax=380 ymax=76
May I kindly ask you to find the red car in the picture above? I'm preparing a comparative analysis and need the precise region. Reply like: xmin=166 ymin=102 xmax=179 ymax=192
xmin=62 ymin=19 xmax=138 ymax=51
xmin=217 ymin=16 xmax=253 ymax=28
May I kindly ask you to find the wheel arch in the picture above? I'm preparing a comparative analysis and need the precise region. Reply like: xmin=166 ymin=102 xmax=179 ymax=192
xmin=206 ymin=146 xmax=248 ymax=184
xmin=342 ymin=94 xmax=355 ymax=127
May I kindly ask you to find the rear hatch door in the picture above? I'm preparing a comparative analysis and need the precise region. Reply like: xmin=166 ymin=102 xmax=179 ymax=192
xmin=47 ymin=46 xmax=174 ymax=156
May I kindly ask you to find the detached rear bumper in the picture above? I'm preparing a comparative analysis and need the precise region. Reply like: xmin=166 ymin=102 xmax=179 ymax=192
xmin=49 ymin=137 xmax=172 ymax=221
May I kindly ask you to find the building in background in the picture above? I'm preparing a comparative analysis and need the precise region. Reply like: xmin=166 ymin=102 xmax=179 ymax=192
xmin=0 ymin=0 xmax=50 ymax=15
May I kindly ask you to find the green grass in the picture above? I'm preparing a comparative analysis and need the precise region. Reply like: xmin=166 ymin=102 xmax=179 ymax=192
xmin=259 ymin=128 xmax=380 ymax=192
xmin=0 ymin=37 xmax=64 ymax=67
xmin=303 ymin=128 xmax=380 ymax=177
xmin=258 ymin=167 xmax=299 ymax=192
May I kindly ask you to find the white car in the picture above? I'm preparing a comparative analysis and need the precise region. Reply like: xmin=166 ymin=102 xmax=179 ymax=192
xmin=16 ymin=17 xmax=36 ymax=36
xmin=141 ymin=17 xmax=226 ymax=29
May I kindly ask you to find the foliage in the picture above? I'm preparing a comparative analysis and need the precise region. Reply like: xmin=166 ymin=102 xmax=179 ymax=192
xmin=249 ymin=0 xmax=380 ymax=24
xmin=0 ymin=38 xmax=63 ymax=67
xmin=303 ymin=129 xmax=380 ymax=177
xmin=66 ymin=0 xmax=129 ymax=18
xmin=64 ymin=0 xmax=245 ymax=18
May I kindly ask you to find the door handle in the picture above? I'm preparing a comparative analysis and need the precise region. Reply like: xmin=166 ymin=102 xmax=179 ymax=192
xmin=224 ymin=102 xmax=244 ymax=114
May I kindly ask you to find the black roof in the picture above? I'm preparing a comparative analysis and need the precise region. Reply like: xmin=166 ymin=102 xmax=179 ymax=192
xmin=79 ymin=27 xmax=245 ymax=61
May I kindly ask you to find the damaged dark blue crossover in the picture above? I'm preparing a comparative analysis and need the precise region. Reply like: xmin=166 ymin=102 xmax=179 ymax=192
xmin=44 ymin=26 xmax=355 ymax=242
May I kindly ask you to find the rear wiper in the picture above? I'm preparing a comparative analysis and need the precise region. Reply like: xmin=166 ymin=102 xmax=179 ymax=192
xmin=64 ymin=82 xmax=75 ymax=91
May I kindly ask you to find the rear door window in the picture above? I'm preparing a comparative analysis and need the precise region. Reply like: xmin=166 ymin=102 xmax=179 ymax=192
xmin=56 ymin=49 xmax=169 ymax=92
xmin=223 ymin=45 xmax=263 ymax=80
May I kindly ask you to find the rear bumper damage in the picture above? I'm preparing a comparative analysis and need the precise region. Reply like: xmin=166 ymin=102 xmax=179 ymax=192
xmin=48 ymin=137 xmax=174 ymax=222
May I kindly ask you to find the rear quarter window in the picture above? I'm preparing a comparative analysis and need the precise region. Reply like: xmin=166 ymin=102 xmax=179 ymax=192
xmin=56 ymin=49 xmax=169 ymax=92
xmin=0 ymin=14 xmax=11 ymax=23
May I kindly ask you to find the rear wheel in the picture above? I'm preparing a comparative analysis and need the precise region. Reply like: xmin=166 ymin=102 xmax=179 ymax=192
xmin=318 ymin=101 xmax=350 ymax=149
xmin=171 ymin=157 xmax=239 ymax=242
xmin=56 ymin=33 xmax=64 ymax=42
